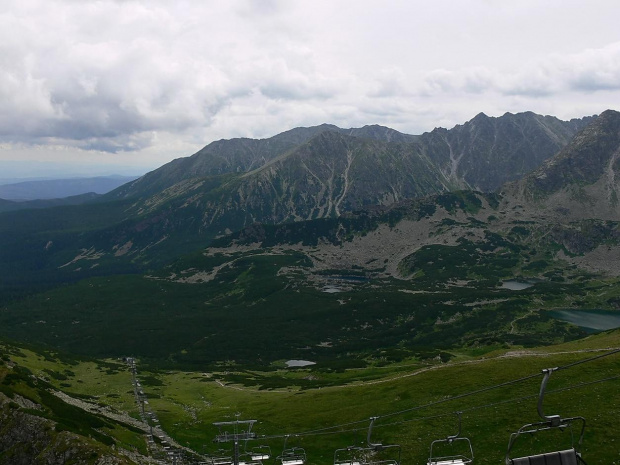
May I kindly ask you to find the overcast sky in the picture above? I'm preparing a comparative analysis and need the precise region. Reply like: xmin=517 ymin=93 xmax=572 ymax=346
xmin=1 ymin=0 xmax=619 ymax=176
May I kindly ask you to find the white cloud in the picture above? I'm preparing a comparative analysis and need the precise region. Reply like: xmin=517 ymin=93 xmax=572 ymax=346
xmin=419 ymin=42 xmax=620 ymax=99
xmin=0 ymin=0 xmax=619 ymax=169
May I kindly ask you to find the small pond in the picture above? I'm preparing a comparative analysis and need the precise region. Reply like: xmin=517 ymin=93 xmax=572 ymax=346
xmin=501 ymin=280 xmax=534 ymax=290
xmin=322 ymin=286 xmax=343 ymax=293
xmin=286 ymin=360 xmax=316 ymax=368
xmin=326 ymin=275 xmax=368 ymax=282
xmin=549 ymin=310 xmax=620 ymax=332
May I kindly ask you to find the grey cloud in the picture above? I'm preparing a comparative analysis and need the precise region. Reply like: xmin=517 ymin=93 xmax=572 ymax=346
xmin=258 ymin=80 xmax=336 ymax=101
xmin=419 ymin=42 xmax=620 ymax=99
xmin=78 ymin=133 xmax=155 ymax=153
xmin=366 ymin=69 xmax=410 ymax=99
xmin=2 ymin=0 xmax=620 ymax=163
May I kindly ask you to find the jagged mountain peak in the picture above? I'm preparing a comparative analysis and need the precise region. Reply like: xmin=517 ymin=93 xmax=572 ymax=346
xmin=416 ymin=110 xmax=592 ymax=192
xmin=340 ymin=124 xmax=417 ymax=143
xmin=472 ymin=111 xmax=490 ymax=121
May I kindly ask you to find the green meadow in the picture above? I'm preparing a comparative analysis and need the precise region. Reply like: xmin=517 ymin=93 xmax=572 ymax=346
xmin=3 ymin=330 xmax=620 ymax=464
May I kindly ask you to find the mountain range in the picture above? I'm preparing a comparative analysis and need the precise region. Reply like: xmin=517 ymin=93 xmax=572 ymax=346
xmin=1 ymin=110 xmax=620 ymax=355
xmin=4 ymin=111 xmax=597 ymax=279
xmin=2 ymin=109 xmax=620 ymax=465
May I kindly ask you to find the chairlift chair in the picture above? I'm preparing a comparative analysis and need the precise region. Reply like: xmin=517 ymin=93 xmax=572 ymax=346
xmin=278 ymin=435 xmax=306 ymax=465
xmin=249 ymin=444 xmax=272 ymax=461
xmin=505 ymin=368 xmax=586 ymax=465
xmin=208 ymin=449 xmax=234 ymax=465
xmin=334 ymin=445 xmax=401 ymax=465
xmin=237 ymin=452 xmax=264 ymax=465
xmin=333 ymin=446 xmax=369 ymax=465
xmin=239 ymin=442 xmax=271 ymax=465
xmin=334 ymin=417 xmax=401 ymax=465
xmin=427 ymin=412 xmax=474 ymax=465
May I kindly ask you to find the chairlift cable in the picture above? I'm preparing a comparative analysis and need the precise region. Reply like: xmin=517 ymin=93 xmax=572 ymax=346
xmin=379 ymin=372 xmax=542 ymax=420
xmin=229 ymin=350 xmax=620 ymax=444
xmin=379 ymin=347 xmax=620 ymax=421
xmin=374 ymin=374 xmax=620 ymax=431
xmin=555 ymin=347 xmax=620 ymax=372
xmin=265 ymin=372 xmax=620 ymax=440
xmin=272 ymin=418 xmax=371 ymax=438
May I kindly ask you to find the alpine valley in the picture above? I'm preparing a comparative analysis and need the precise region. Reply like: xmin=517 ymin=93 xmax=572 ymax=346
xmin=2 ymin=110 xmax=620 ymax=465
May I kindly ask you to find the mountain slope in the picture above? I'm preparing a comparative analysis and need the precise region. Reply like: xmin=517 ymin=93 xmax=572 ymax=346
xmin=108 ymin=111 xmax=591 ymax=242
xmin=0 ymin=111 xmax=601 ymax=289
xmin=111 ymin=112 xmax=589 ymax=202
xmin=111 ymin=124 xmax=350 ymax=199
xmin=417 ymin=111 xmax=593 ymax=191
xmin=226 ymin=131 xmax=451 ymax=220
xmin=508 ymin=109 xmax=620 ymax=219
xmin=0 ymin=353 xmax=144 ymax=464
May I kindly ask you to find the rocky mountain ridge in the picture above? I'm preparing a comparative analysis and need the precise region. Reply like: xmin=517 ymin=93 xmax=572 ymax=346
xmin=0 ymin=110 xmax=605 ymax=288
xmin=418 ymin=111 xmax=594 ymax=191
xmin=506 ymin=109 xmax=620 ymax=220
xmin=113 ymin=112 xmax=592 ymax=202
xmin=104 ymin=111 xmax=593 ymax=243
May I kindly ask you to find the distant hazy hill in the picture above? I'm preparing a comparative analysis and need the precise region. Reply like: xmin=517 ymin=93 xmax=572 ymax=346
xmin=0 ymin=175 xmax=138 ymax=201
xmin=0 ymin=192 xmax=102 ymax=213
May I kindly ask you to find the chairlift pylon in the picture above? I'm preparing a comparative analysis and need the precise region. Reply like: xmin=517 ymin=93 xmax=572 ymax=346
xmin=505 ymin=368 xmax=586 ymax=465
xmin=211 ymin=418 xmax=260 ymax=465
xmin=427 ymin=412 xmax=474 ymax=465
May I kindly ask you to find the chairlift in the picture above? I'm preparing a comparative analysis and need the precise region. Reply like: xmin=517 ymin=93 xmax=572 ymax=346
xmin=207 ymin=449 xmax=234 ymax=465
xmin=213 ymin=420 xmax=258 ymax=443
xmin=238 ymin=441 xmax=271 ymax=465
xmin=427 ymin=412 xmax=474 ymax=465
xmin=334 ymin=446 xmax=370 ymax=465
xmin=249 ymin=444 xmax=272 ymax=461
xmin=237 ymin=453 xmax=263 ymax=465
xmin=505 ymin=368 xmax=586 ymax=465
xmin=334 ymin=417 xmax=401 ymax=465
xmin=277 ymin=435 xmax=306 ymax=465
xmin=212 ymin=418 xmax=261 ymax=465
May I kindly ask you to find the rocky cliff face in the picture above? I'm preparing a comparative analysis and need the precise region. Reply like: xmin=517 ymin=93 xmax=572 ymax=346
xmin=0 ymin=393 xmax=136 ymax=465
xmin=417 ymin=111 xmax=593 ymax=191
xmin=507 ymin=110 xmax=620 ymax=220
xmin=228 ymin=131 xmax=450 ymax=221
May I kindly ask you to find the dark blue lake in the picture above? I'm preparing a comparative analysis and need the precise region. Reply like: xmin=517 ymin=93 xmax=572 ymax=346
xmin=548 ymin=310 xmax=620 ymax=332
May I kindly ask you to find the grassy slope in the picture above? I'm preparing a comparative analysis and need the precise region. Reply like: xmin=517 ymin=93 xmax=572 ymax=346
xmin=2 ymin=332 xmax=619 ymax=465
xmin=0 ymin=345 xmax=146 ymax=463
